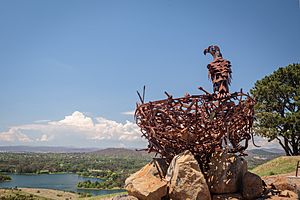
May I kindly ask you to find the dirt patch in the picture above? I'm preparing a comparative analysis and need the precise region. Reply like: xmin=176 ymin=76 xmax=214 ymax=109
xmin=0 ymin=188 xmax=49 ymax=199
xmin=20 ymin=187 xmax=79 ymax=200
xmin=262 ymin=173 xmax=300 ymax=199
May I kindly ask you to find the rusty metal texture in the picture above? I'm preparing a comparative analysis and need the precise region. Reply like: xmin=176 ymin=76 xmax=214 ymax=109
xmin=135 ymin=46 xmax=255 ymax=165
xmin=204 ymin=45 xmax=232 ymax=98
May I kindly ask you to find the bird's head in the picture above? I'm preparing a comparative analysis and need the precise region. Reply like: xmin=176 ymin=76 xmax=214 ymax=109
xmin=204 ymin=45 xmax=222 ymax=59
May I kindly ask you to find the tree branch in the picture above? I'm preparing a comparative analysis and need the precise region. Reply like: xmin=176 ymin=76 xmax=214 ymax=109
xmin=276 ymin=137 xmax=291 ymax=156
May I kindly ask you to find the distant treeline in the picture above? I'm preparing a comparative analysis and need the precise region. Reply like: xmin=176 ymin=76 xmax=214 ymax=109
xmin=0 ymin=149 xmax=281 ymax=188
xmin=0 ymin=173 xmax=11 ymax=182
xmin=0 ymin=151 xmax=152 ymax=188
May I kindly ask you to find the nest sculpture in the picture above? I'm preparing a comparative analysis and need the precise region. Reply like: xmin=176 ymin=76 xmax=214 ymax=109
xmin=135 ymin=45 xmax=255 ymax=165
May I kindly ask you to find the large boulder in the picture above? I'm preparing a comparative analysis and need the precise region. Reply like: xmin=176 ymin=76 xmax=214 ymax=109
xmin=242 ymin=172 xmax=263 ymax=200
xmin=207 ymin=152 xmax=247 ymax=194
xmin=166 ymin=150 xmax=211 ymax=200
xmin=125 ymin=158 xmax=168 ymax=200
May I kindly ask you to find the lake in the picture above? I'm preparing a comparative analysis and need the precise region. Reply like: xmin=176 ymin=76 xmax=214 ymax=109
xmin=0 ymin=173 xmax=125 ymax=196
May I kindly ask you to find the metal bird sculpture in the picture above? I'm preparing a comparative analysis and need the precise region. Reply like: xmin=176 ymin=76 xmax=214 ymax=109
xmin=204 ymin=45 xmax=232 ymax=98
xmin=134 ymin=46 xmax=256 ymax=166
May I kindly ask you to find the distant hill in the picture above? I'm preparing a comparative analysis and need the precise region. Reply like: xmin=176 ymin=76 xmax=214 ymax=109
xmin=0 ymin=145 xmax=285 ymax=166
xmin=245 ymin=148 xmax=285 ymax=169
xmin=246 ymin=148 xmax=284 ymax=157
xmin=0 ymin=146 xmax=154 ymax=158
xmin=251 ymin=156 xmax=300 ymax=176
xmin=90 ymin=148 xmax=284 ymax=162
xmin=0 ymin=146 xmax=99 ymax=153
xmin=90 ymin=148 xmax=154 ymax=158
xmin=259 ymin=148 xmax=285 ymax=154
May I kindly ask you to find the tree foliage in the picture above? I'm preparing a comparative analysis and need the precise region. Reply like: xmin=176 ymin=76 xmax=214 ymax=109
xmin=0 ymin=152 xmax=152 ymax=189
xmin=0 ymin=173 xmax=11 ymax=181
xmin=251 ymin=64 xmax=300 ymax=155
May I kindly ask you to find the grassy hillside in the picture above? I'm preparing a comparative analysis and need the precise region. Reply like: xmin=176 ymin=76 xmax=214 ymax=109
xmin=245 ymin=149 xmax=284 ymax=169
xmin=0 ymin=189 xmax=50 ymax=200
xmin=251 ymin=156 xmax=300 ymax=177
xmin=91 ymin=148 xmax=154 ymax=158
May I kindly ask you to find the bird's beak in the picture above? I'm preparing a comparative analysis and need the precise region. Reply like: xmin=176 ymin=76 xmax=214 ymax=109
xmin=203 ymin=48 xmax=209 ymax=55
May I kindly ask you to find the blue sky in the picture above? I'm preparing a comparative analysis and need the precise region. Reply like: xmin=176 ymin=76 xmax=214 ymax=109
xmin=0 ymin=0 xmax=299 ymax=148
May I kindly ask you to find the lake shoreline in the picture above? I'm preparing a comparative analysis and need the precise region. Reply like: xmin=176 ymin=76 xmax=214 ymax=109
xmin=2 ymin=172 xmax=121 ymax=191
xmin=0 ymin=174 xmax=12 ymax=182
xmin=3 ymin=171 xmax=78 ymax=175
xmin=3 ymin=172 xmax=107 ymax=181
xmin=77 ymin=186 xmax=123 ymax=191
xmin=0 ymin=180 xmax=11 ymax=182
xmin=0 ymin=173 xmax=123 ymax=196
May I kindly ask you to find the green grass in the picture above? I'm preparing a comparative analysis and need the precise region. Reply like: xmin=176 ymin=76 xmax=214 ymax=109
xmin=80 ymin=191 xmax=128 ymax=199
xmin=250 ymin=156 xmax=300 ymax=177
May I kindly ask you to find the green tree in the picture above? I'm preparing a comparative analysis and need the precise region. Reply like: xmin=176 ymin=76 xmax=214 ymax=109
xmin=251 ymin=64 xmax=300 ymax=155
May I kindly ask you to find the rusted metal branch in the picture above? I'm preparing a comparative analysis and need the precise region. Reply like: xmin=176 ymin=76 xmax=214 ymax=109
xmin=135 ymin=92 xmax=255 ymax=164
xmin=134 ymin=46 xmax=256 ymax=166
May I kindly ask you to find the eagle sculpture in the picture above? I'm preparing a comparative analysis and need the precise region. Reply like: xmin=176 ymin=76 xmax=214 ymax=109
xmin=204 ymin=45 xmax=232 ymax=98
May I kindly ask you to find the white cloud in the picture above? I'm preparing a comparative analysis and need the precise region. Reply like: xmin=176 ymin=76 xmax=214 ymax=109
xmin=92 ymin=117 xmax=140 ymax=141
xmin=121 ymin=110 xmax=135 ymax=116
xmin=40 ymin=134 xmax=49 ymax=141
xmin=1 ymin=111 xmax=281 ymax=150
xmin=50 ymin=111 xmax=94 ymax=128
xmin=36 ymin=134 xmax=53 ymax=142
xmin=0 ymin=111 xmax=146 ymax=148
xmin=0 ymin=128 xmax=33 ymax=143
xmin=34 ymin=120 xmax=51 ymax=123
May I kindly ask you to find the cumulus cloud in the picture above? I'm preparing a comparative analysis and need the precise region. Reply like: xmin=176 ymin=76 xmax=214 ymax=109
xmin=0 ymin=111 xmax=146 ymax=148
xmin=0 ymin=128 xmax=33 ymax=142
xmin=0 ymin=111 xmax=281 ymax=150
xmin=50 ymin=111 xmax=94 ymax=128
xmin=91 ymin=117 xmax=140 ymax=141
xmin=36 ymin=134 xmax=53 ymax=142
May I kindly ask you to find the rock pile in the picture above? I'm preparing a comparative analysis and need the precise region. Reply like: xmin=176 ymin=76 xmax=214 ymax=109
xmin=262 ymin=175 xmax=299 ymax=199
xmin=122 ymin=150 xmax=297 ymax=200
